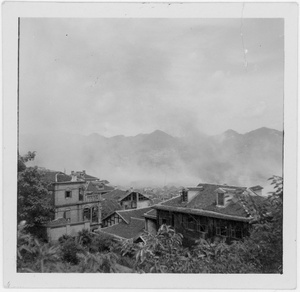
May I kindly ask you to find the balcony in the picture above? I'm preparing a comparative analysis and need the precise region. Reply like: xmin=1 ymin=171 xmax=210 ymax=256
xmin=85 ymin=193 xmax=101 ymax=202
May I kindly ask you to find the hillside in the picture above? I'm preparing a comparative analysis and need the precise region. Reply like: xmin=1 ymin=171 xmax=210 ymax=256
xmin=19 ymin=127 xmax=283 ymax=188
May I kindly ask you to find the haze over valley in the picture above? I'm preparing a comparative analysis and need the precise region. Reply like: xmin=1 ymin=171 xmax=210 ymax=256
xmin=20 ymin=127 xmax=283 ymax=189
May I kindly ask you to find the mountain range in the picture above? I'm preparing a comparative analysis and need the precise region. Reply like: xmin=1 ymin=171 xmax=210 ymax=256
xmin=19 ymin=127 xmax=283 ymax=188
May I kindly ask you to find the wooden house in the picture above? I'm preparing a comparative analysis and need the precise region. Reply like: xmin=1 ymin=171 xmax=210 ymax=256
xmin=99 ymin=207 xmax=152 ymax=242
xmin=153 ymin=183 xmax=265 ymax=245
xmin=101 ymin=189 xmax=151 ymax=210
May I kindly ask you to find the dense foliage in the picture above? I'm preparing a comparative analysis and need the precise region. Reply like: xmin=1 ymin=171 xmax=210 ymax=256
xmin=18 ymin=152 xmax=54 ymax=239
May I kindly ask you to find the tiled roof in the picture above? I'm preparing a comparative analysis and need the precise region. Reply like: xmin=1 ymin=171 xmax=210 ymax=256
xmin=154 ymin=183 xmax=264 ymax=221
xmin=101 ymin=189 xmax=128 ymax=201
xmin=144 ymin=208 xmax=157 ymax=219
xmin=101 ymin=199 xmax=122 ymax=219
xmin=116 ymin=207 xmax=152 ymax=224
xmin=84 ymin=174 xmax=99 ymax=181
xmin=249 ymin=185 xmax=263 ymax=191
xmin=42 ymin=171 xmax=72 ymax=183
xmin=85 ymin=181 xmax=99 ymax=193
xmin=91 ymin=181 xmax=115 ymax=193
xmin=151 ymin=198 xmax=163 ymax=205
xmin=101 ymin=189 xmax=149 ymax=202
xmin=100 ymin=218 xmax=145 ymax=240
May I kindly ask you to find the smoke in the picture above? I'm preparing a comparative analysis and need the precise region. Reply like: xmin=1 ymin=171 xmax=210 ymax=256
xmin=19 ymin=128 xmax=283 ymax=190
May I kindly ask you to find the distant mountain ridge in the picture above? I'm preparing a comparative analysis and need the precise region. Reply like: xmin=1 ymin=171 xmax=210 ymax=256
xmin=19 ymin=127 xmax=283 ymax=188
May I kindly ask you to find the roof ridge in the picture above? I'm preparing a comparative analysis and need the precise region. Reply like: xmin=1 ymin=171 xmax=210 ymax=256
xmin=198 ymin=183 xmax=246 ymax=189
xmin=115 ymin=211 xmax=129 ymax=224
xmin=117 ymin=206 xmax=151 ymax=213
xmin=131 ymin=217 xmax=145 ymax=221
xmin=155 ymin=205 xmax=252 ymax=222
xmin=160 ymin=195 xmax=181 ymax=205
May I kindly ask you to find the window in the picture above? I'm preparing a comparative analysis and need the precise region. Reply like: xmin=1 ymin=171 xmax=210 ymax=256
xmin=139 ymin=194 xmax=146 ymax=201
xmin=64 ymin=209 xmax=71 ymax=221
xmin=79 ymin=188 xmax=83 ymax=201
xmin=217 ymin=193 xmax=224 ymax=206
xmin=232 ymin=226 xmax=242 ymax=239
xmin=216 ymin=226 xmax=228 ymax=237
xmin=187 ymin=216 xmax=196 ymax=230
xmin=216 ymin=220 xmax=228 ymax=237
xmin=65 ymin=190 xmax=72 ymax=199
xmin=83 ymin=208 xmax=91 ymax=221
xmin=197 ymin=217 xmax=208 ymax=233
xmin=92 ymin=207 xmax=98 ymax=223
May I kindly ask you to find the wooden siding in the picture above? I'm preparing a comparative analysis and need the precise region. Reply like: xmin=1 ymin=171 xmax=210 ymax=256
xmin=156 ymin=210 xmax=249 ymax=245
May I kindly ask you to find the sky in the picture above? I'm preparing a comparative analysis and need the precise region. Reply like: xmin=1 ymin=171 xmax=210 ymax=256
xmin=19 ymin=18 xmax=284 ymax=137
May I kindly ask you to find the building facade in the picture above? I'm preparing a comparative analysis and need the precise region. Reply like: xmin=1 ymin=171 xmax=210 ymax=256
xmin=45 ymin=171 xmax=108 ymax=241
xmin=153 ymin=183 xmax=265 ymax=245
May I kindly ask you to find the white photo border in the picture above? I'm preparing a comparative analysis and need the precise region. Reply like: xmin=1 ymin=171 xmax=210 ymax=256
xmin=2 ymin=2 xmax=298 ymax=289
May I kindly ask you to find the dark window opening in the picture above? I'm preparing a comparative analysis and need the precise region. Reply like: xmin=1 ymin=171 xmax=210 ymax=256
xmin=83 ymin=208 xmax=91 ymax=221
xmin=64 ymin=210 xmax=71 ymax=221
xmin=197 ymin=223 xmax=208 ymax=233
xmin=79 ymin=188 xmax=84 ymax=201
xmin=187 ymin=216 xmax=196 ymax=230
xmin=216 ymin=226 xmax=228 ymax=237
xmin=92 ymin=207 xmax=98 ymax=223
xmin=65 ymin=190 xmax=72 ymax=199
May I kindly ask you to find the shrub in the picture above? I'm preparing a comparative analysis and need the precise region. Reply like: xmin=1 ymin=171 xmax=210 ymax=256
xmin=59 ymin=236 xmax=82 ymax=265
xmin=90 ymin=233 xmax=116 ymax=253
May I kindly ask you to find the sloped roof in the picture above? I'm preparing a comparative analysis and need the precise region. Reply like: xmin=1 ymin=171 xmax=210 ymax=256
xmin=144 ymin=208 xmax=157 ymax=219
xmin=42 ymin=171 xmax=72 ymax=183
xmin=249 ymin=185 xmax=263 ymax=191
xmin=151 ymin=198 xmax=163 ymax=205
xmin=101 ymin=199 xmax=122 ymax=219
xmin=85 ymin=181 xmax=99 ymax=193
xmin=101 ymin=189 xmax=128 ymax=201
xmin=116 ymin=207 xmax=152 ymax=224
xmin=154 ymin=183 xmax=263 ymax=221
xmin=100 ymin=218 xmax=145 ymax=240
xmin=84 ymin=173 xmax=99 ymax=181
xmin=91 ymin=181 xmax=115 ymax=193
xmin=101 ymin=189 xmax=147 ymax=202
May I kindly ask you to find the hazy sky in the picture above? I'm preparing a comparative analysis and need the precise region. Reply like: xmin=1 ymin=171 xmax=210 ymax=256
xmin=19 ymin=18 xmax=284 ymax=137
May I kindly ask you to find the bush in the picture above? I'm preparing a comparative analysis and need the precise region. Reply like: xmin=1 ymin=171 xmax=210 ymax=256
xmin=90 ymin=233 xmax=116 ymax=253
xmin=59 ymin=236 xmax=82 ymax=265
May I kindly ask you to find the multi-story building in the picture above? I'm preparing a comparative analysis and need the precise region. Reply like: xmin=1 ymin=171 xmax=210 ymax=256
xmin=153 ymin=183 xmax=265 ymax=245
xmin=44 ymin=170 xmax=113 ymax=241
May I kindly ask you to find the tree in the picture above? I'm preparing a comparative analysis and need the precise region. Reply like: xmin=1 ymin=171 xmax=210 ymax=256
xmin=18 ymin=151 xmax=36 ymax=172
xmin=17 ymin=152 xmax=54 ymax=239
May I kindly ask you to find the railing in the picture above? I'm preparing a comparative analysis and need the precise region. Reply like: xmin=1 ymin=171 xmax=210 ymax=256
xmin=85 ymin=194 xmax=101 ymax=202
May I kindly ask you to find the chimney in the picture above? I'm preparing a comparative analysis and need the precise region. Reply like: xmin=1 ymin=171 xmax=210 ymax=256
xmin=71 ymin=171 xmax=77 ymax=182
xmin=181 ymin=188 xmax=188 ymax=202
xmin=215 ymin=187 xmax=236 ymax=207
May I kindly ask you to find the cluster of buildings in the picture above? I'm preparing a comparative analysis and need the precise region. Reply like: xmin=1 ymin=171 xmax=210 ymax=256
xmin=43 ymin=170 xmax=265 ymax=245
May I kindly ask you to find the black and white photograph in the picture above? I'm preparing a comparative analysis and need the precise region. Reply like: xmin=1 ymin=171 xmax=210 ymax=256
xmin=2 ymin=2 xmax=298 ymax=289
